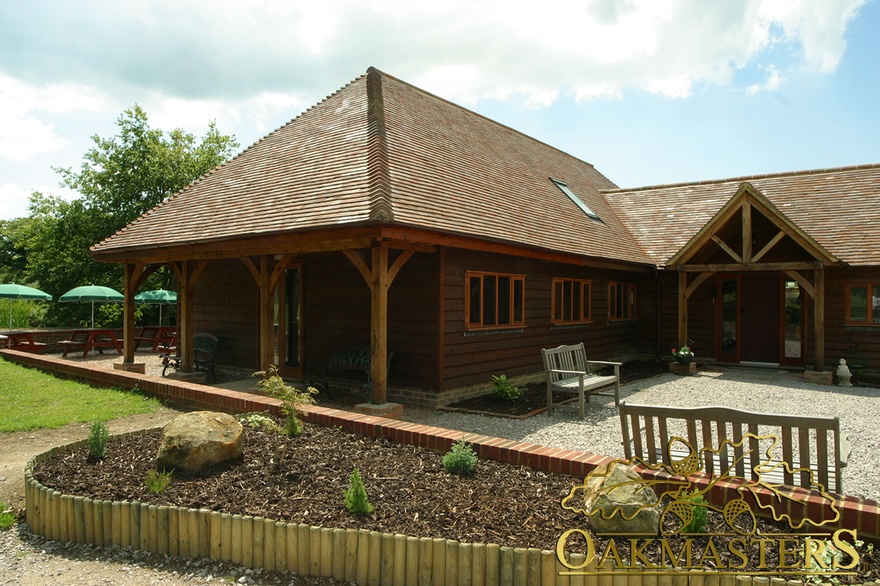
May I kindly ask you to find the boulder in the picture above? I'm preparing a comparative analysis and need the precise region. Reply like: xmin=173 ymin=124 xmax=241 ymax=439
xmin=156 ymin=411 xmax=243 ymax=474
xmin=582 ymin=462 xmax=661 ymax=535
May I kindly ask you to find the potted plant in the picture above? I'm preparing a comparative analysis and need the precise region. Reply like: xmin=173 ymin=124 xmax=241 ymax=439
xmin=672 ymin=345 xmax=695 ymax=365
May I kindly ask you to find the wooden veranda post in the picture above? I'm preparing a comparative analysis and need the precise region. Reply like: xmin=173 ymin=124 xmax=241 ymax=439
xmin=242 ymin=254 xmax=296 ymax=372
xmin=678 ymin=271 xmax=688 ymax=348
xmin=343 ymin=242 xmax=414 ymax=405
xmin=122 ymin=263 xmax=138 ymax=365
xmin=371 ymin=243 xmax=389 ymax=404
xmin=814 ymin=268 xmax=825 ymax=370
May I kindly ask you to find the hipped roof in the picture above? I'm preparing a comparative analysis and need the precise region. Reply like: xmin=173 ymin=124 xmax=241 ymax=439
xmin=92 ymin=67 xmax=652 ymax=267
xmin=605 ymin=164 xmax=880 ymax=267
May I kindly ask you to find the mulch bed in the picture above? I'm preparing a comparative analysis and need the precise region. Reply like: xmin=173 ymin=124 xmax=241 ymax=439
xmin=32 ymin=421 xmax=878 ymax=581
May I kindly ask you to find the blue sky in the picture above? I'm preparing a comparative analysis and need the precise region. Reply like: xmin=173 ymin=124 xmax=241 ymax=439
xmin=1 ymin=0 xmax=878 ymax=220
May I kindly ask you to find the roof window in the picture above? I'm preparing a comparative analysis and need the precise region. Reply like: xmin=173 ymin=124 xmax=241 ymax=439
xmin=550 ymin=177 xmax=600 ymax=221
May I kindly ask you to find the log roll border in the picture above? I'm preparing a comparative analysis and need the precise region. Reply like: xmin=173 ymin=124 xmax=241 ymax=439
xmin=24 ymin=430 xmax=877 ymax=586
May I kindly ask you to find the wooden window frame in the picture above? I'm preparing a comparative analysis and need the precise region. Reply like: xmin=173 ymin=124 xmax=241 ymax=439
xmin=551 ymin=278 xmax=592 ymax=325
xmin=608 ymin=282 xmax=637 ymax=321
xmin=845 ymin=283 xmax=880 ymax=326
xmin=466 ymin=271 xmax=526 ymax=331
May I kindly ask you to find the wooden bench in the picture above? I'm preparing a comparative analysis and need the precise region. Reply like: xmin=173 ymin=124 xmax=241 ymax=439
xmin=4 ymin=332 xmax=48 ymax=354
xmin=318 ymin=346 xmax=394 ymax=396
xmin=162 ymin=333 xmax=219 ymax=379
xmin=541 ymin=342 xmax=621 ymax=418
xmin=618 ymin=401 xmax=852 ymax=494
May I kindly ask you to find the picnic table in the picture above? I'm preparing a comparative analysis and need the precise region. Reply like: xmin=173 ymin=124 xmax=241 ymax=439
xmin=134 ymin=326 xmax=176 ymax=352
xmin=1 ymin=331 xmax=48 ymax=354
xmin=59 ymin=328 xmax=122 ymax=358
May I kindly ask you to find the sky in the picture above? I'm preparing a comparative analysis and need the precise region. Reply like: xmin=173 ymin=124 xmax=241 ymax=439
xmin=1 ymin=0 xmax=879 ymax=221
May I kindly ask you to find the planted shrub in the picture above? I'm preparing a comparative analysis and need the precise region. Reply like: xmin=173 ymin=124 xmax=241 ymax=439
xmin=145 ymin=469 xmax=173 ymax=494
xmin=681 ymin=489 xmax=709 ymax=533
xmin=344 ymin=468 xmax=374 ymax=515
xmin=442 ymin=440 xmax=478 ymax=475
xmin=87 ymin=420 xmax=110 ymax=459
xmin=491 ymin=374 xmax=521 ymax=402
xmin=254 ymin=366 xmax=318 ymax=436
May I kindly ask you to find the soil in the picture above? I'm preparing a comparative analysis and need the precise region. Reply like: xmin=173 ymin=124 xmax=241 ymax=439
xmin=31 ymin=420 xmax=880 ymax=582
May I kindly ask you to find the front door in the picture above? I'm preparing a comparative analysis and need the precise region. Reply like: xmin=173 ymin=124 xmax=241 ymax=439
xmin=740 ymin=275 xmax=780 ymax=363
xmin=715 ymin=274 xmax=803 ymax=366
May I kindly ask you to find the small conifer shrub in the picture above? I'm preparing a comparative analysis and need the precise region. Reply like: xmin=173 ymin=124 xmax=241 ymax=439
xmin=88 ymin=420 xmax=110 ymax=459
xmin=344 ymin=468 xmax=374 ymax=515
xmin=442 ymin=440 xmax=478 ymax=475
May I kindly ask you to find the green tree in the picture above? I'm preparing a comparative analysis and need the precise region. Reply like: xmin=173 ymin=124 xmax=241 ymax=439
xmin=14 ymin=105 xmax=238 ymax=327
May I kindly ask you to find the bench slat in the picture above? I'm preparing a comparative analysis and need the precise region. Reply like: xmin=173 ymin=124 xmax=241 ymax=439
xmin=619 ymin=401 xmax=846 ymax=494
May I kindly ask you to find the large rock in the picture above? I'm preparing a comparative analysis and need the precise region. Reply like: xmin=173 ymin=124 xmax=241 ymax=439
xmin=582 ymin=462 xmax=661 ymax=535
xmin=156 ymin=411 xmax=244 ymax=474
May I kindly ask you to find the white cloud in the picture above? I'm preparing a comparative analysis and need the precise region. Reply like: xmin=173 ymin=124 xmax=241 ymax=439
xmin=0 ymin=76 xmax=104 ymax=162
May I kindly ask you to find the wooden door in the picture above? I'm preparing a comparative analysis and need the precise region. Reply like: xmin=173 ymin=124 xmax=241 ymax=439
xmin=740 ymin=275 xmax=781 ymax=363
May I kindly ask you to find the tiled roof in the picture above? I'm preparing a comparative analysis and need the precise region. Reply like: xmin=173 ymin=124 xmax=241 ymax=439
xmin=92 ymin=68 xmax=652 ymax=266
xmin=604 ymin=164 xmax=880 ymax=267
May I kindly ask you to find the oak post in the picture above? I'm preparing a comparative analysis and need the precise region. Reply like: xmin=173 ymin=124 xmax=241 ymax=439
xmin=677 ymin=271 xmax=688 ymax=347
xmin=370 ymin=242 xmax=389 ymax=404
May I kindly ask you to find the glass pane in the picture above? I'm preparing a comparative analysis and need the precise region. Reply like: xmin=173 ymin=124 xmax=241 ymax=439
xmin=572 ymin=282 xmax=581 ymax=321
xmin=872 ymin=285 xmax=880 ymax=324
xmin=849 ymin=286 xmax=867 ymax=323
xmin=468 ymin=276 xmax=482 ymax=325
xmin=483 ymin=276 xmax=497 ymax=326
xmin=721 ymin=280 xmax=737 ymax=355
xmin=582 ymin=283 xmax=590 ymax=321
xmin=513 ymin=279 xmax=523 ymax=323
xmin=497 ymin=276 xmax=510 ymax=325
xmin=563 ymin=280 xmax=572 ymax=321
xmin=784 ymin=280 xmax=801 ymax=359
xmin=553 ymin=282 xmax=563 ymax=321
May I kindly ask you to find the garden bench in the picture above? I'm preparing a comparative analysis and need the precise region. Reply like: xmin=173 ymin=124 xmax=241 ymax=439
xmin=541 ymin=342 xmax=621 ymax=418
xmin=162 ymin=333 xmax=219 ymax=379
xmin=318 ymin=345 xmax=394 ymax=396
xmin=618 ymin=401 xmax=851 ymax=494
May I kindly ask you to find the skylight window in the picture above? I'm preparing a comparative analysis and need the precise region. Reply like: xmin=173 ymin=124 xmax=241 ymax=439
xmin=550 ymin=177 xmax=601 ymax=221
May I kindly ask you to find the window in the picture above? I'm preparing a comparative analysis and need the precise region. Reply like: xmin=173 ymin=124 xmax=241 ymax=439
xmin=550 ymin=177 xmax=601 ymax=221
xmin=552 ymin=278 xmax=592 ymax=324
xmin=846 ymin=284 xmax=880 ymax=325
xmin=609 ymin=282 xmax=637 ymax=321
xmin=466 ymin=271 xmax=525 ymax=330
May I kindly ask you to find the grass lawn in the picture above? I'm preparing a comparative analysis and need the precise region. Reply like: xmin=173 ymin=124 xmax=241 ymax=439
xmin=0 ymin=359 xmax=163 ymax=432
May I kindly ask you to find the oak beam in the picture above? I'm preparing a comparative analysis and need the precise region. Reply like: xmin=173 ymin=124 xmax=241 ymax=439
xmin=710 ymin=235 xmax=742 ymax=264
xmin=371 ymin=243 xmax=390 ymax=404
xmin=681 ymin=261 xmax=824 ymax=272
xmin=678 ymin=271 xmax=688 ymax=347
xmin=752 ymin=231 xmax=786 ymax=263
xmin=685 ymin=271 xmax=715 ymax=300
xmin=742 ymin=201 xmax=752 ymax=263
xmin=814 ymin=269 xmax=825 ymax=370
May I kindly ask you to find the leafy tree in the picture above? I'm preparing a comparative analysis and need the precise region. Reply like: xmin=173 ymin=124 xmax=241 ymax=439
xmin=11 ymin=105 xmax=238 ymax=327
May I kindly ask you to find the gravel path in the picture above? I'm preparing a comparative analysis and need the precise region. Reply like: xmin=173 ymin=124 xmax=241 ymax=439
xmin=399 ymin=366 xmax=880 ymax=502
xmin=2 ymin=357 xmax=877 ymax=583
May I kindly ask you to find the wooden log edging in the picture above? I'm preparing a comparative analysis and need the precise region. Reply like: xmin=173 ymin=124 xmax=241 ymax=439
xmin=24 ymin=431 xmax=877 ymax=586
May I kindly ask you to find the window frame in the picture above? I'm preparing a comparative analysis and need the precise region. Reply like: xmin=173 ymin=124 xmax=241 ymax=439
xmin=845 ymin=283 xmax=880 ymax=326
xmin=608 ymin=281 xmax=637 ymax=321
xmin=551 ymin=277 xmax=592 ymax=325
xmin=465 ymin=271 xmax=526 ymax=331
